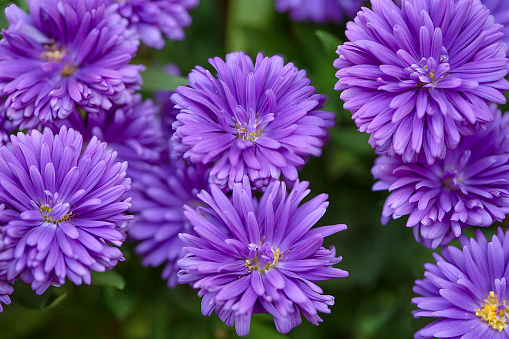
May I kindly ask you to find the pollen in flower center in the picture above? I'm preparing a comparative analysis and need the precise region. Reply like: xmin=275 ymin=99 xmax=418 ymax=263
xmin=244 ymin=242 xmax=281 ymax=273
xmin=409 ymin=47 xmax=450 ymax=89
xmin=40 ymin=203 xmax=73 ymax=225
xmin=235 ymin=121 xmax=262 ymax=142
xmin=41 ymin=43 xmax=66 ymax=63
xmin=476 ymin=291 xmax=509 ymax=331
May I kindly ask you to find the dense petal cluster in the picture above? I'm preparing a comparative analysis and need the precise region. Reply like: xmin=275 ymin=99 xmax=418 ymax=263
xmin=0 ymin=204 xmax=15 ymax=313
xmin=51 ymin=94 xmax=166 ymax=178
xmin=178 ymin=178 xmax=348 ymax=336
xmin=0 ymin=0 xmax=144 ymax=129
xmin=0 ymin=126 xmax=132 ymax=294
xmin=172 ymin=52 xmax=335 ymax=190
xmin=413 ymin=228 xmax=509 ymax=338
xmin=483 ymin=0 xmax=509 ymax=43
xmin=129 ymin=163 xmax=209 ymax=287
xmin=109 ymin=0 xmax=200 ymax=49
xmin=372 ymin=105 xmax=509 ymax=249
xmin=273 ymin=0 xmax=363 ymax=23
xmin=335 ymin=0 xmax=509 ymax=164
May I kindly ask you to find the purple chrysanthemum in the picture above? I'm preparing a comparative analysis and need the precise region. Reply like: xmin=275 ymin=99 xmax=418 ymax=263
xmin=0 ymin=0 xmax=144 ymax=129
xmin=0 ymin=204 xmax=16 ymax=313
xmin=372 ymin=104 xmax=509 ymax=249
xmin=413 ymin=227 xmax=509 ymax=338
xmin=274 ymin=0 xmax=363 ymax=23
xmin=177 ymin=178 xmax=348 ymax=336
xmin=171 ymin=52 xmax=336 ymax=191
xmin=483 ymin=0 xmax=509 ymax=43
xmin=109 ymin=0 xmax=200 ymax=49
xmin=129 ymin=162 xmax=209 ymax=287
xmin=0 ymin=126 xmax=132 ymax=294
xmin=50 ymin=93 xmax=166 ymax=178
xmin=334 ymin=0 xmax=509 ymax=164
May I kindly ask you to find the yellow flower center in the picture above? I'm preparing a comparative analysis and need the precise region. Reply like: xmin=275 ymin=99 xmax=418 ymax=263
xmin=244 ymin=247 xmax=281 ymax=274
xmin=40 ymin=205 xmax=73 ymax=225
xmin=476 ymin=291 xmax=509 ymax=331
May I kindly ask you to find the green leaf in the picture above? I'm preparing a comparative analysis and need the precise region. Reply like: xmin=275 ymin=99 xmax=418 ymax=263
xmin=10 ymin=282 xmax=66 ymax=311
xmin=104 ymin=287 xmax=136 ymax=321
xmin=141 ymin=67 xmax=188 ymax=92
xmin=315 ymin=30 xmax=342 ymax=54
xmin=90 ymin=270 xmax=126 ymax=290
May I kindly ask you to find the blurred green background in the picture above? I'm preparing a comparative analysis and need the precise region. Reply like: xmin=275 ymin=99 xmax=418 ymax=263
xmin=0 ymin=0 xmax=507 ymax=338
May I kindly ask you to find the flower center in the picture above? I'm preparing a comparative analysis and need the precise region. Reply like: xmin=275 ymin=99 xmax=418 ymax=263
xmin=409 ymin=47 xmax=450 ymax=89
xmin=236 ymin=120 xmax=262 ymax=142
xmin=244 ymin=243 xmax=281 ymax=273
xmin=442 ymin=168 xmax=461 ymax=190
xmin=41 ymin=43 xmax=66 ymax=63
xmin=40 ymin=203 xmax=73 ymax=225
xmin=476 ymin=291 xmax=509 ymax=331
xmin=40 ymin=43 xmax=76 ymax=76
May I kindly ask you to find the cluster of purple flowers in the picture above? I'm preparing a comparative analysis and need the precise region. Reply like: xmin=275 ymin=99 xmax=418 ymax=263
xmin=0 ymin=0 xmax=348 ymax=336
xmin=0 ymin=0 xmax=199 ymax=313
xmin=333 ymin=0 xmax=509 ymax=337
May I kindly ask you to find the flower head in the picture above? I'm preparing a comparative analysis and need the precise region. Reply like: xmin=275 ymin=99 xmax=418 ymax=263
xmin=109 ymin=0 xmax=200 ymax=49
xmin=0 ymin=0 xmax=144 ymax=129
xmin=413 ymin=227 xmax=509 ymax=338
xmin=334 ymin=0 xmax=509 ymax=164
xmin=483 ymin=0 xmax=509 ymax=43
xmin=178 ymin=177 xmax=348 ymax=336
xmin=0 ymin=126 xmax=132 ymax=294
xmin=372 ymin=104 xmax=509 ymax=249
xmin=129 ymin=162 xmax=210 ymax=287
xmin=50 ymin=94 xmax=167 ymax=179
xmin=172 ymin=52 xmax=335 ymax=191
xmin=273 ymin=0 xmax=363 ymax=23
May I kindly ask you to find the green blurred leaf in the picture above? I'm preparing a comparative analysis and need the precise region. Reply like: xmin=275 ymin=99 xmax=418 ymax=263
xmin=226 ymin=0 xmax=274 ymax=52
xmin=315 ymin=30 xmax=342 ymax=55
xmin=91 ymin=270 xmax=126 ymax=290
xmin=141 ymin=67 xmax=188 ymax=92
xmin=104 ymin=286 xmax=136 ymax=321
xmin=11 ymin=282 xmax=66 ymax=311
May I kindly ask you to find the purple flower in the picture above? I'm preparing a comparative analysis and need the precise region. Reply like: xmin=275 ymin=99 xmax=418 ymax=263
xmin=0 ymin=126 xmax=132 ymax=294
xmin=412 ymin=227 xmax=509 ymax=338
xmin=172 ymin=52 xmax=336 ymax=191
xmin=372 ymin=104 xmax=509 ymax=249
xmin=177 ymin=178 xmax=348 ymax=336
xmin=50 ymin=94 xmax=167 ymax=179
xmin=109 ymin=0 xmax=200 ymax=49
xmin=334 ymin=0 xmax=509 ymax=164
xmin=0 ymin=0 xmax=144 ymax=129
xmin=128 ymin=163 xmax=210 ymax=288
xmin=274 ymin=0 xmax=363 ymax=23
xmin=483 ymin=0 xmax=509 ymax=44
xmin=0 ymin=204 xmax=16 ymax=313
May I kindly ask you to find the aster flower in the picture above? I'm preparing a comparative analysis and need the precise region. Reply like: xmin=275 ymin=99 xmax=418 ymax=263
xmin=273 ymin=0 xmax=363 ymax=23
xmin=0 ymin=126 xmax=132 ymax=294
xmin=483 ymin=0 xmax=509 ymax=43
xmin=109 ymin=0 xmax=200 ymax=49
xmin=171 ymin=52 xmax=335 ymax=191
xmin=0 ymin=100 xmax=15 ymax=148
xmin=178 ymin=178 xmax=348 ymax=336
xmin=0 ymin=204 xmax=17 ymax=313
xmin=129 ymin=162 xmax=210 ymax=287
xmin=50 ymin=94 xmax=167 ymax=178
xmin=0 ymin=0 xmax=144 ymax=129
xmin=413 ymin=227 xmax=509 ymax=338
xmin=334 ymin=0 xmax=509 ymax=164
xmin=372 ymin=104 xmax=509 ymax=249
